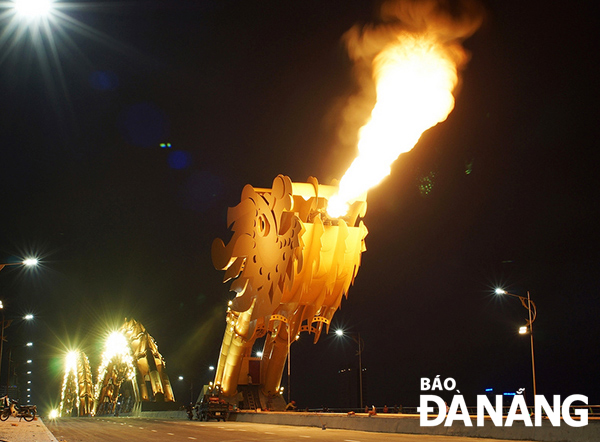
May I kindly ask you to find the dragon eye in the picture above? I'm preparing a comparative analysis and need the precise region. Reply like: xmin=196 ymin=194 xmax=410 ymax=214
xmin=258 ymin=214 xmax=270 ymax=236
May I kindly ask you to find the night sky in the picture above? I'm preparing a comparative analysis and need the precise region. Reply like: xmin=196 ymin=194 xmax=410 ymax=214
xmin=1 ymin=0 xmax=598 ymax=413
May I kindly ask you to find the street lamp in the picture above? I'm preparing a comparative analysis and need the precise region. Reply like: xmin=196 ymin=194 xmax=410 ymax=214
xmin=12 ymin=0 xmax=55 ymax=19
xmin=0 ymin=258 xmax=39 ymax=272
xmin=495 ymin=288 xmax=537 ymax=399
xmin=0 ymin=308 xmax=34 ymax=395
xmin=335 ymin=329 xmax=365 ymax=409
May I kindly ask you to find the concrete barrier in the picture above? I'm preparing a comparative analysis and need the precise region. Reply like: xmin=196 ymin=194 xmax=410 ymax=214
xmin=230 ymin=411 xmax=600 ymax=442
xmin=139 ymin=410 xmax=187 ymax=419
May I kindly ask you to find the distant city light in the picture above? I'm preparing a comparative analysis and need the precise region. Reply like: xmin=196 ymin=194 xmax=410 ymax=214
xmin=495 ymin=288 xmax=506 ymax=295
xmin=485 ymin=388 xmax=493 ymax=392
xmin=26 ymin=342 xmax=33 ymax=346
xmin=26 ymin=360 xmax=32 ymax=363
xmin=519 ymin=326 xmax=528 ymax=334
xmin=208 ymin=365 xmax=215 ymax=371
xmin=24 ymin=314 xmax=34 ymax=320
xmin=335 ymin=329 xmax=344 ymax=336
xmin=256 ymin=351 xmax=263 ymax=358
xmin=178 ymin=375 xmax=184 ymax=381
xmin=160 ymin=143 xmax=172 ymax=148
xmin=27 ymin=371 xmax=32 ymax=374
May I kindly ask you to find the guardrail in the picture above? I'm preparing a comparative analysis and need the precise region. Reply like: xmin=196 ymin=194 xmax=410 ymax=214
xmin=304 ymin=405 xmax=600 ymax=418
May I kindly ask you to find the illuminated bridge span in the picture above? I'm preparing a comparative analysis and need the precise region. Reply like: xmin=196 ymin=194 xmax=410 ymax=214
xmin=93 ymin=318 xmax=175 ymax=415
xmin=59 ymin=350 xmax=94 ymax=417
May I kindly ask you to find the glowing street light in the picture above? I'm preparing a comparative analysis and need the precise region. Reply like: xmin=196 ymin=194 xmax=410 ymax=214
xmin=12 ymin=0 xmax=55 ymax=19
xmin=0 ymin=253 xmax=38 ymax=389
xmin=495 ymin=288 xmax=537 ymax=399
xmin=0 ymin=258 xmax=39 ymax=271
xmin=24 ymin=314 xmax=34 ymax=320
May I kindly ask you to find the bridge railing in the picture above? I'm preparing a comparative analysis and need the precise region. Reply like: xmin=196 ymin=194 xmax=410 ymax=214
xmin=302 ymin=405 xmax=600 ymax=418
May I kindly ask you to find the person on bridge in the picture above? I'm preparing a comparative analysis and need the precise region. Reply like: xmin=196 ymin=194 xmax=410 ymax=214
xmin=285 ymin=400 xmax=297 ymax=411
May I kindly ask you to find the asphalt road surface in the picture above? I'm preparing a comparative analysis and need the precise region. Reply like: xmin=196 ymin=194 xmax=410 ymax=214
xmin=47 ymin=417 xmax=529 ymax=442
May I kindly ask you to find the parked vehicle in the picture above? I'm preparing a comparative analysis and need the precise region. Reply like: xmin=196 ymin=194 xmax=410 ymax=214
xmin=0 ymin=396 xmax=36 ymax=422
xmin=198 ymin=393 xmax=230 ymax=421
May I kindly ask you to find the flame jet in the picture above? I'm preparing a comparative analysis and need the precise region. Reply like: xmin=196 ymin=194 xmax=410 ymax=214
xmin=212 ymin=175 xmax=368 ymax=399
xmin=328 ymin=0 xmax=484 ymax=216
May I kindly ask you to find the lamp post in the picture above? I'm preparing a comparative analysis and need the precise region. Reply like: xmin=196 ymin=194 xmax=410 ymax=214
xmin=495 ymin=288 xmax=537 ymax=399
xmin=335 ymin=329 xmax=364 ymax=409
xmin=0 ymin=258 xmax=38 ymax=385
xmin=0 ymin=301 xmax=6 ymax=388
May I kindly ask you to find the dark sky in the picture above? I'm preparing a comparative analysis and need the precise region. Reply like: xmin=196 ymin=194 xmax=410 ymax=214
xmin=1 ymin=0 xmax=598 ymax=412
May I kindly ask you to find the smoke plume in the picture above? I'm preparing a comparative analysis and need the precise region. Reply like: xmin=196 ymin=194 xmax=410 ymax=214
xmin=334 ymin=0 xmax=485 ymax=173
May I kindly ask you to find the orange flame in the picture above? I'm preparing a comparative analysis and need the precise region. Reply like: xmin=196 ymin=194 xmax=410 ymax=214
xmin=327 ymin=0 xmax=483 ymax=218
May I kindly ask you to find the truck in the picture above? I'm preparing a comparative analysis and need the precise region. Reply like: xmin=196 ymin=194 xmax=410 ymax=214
xmin=197 ymin=385 xmax=231 ymax=422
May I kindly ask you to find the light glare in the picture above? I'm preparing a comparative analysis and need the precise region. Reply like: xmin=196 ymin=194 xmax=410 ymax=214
xmin=13 ymin=0 xmax=54 ymax=18
xmin=335 ymin=329 xmax=344 ymax=336
xmin=495 ymin=288 xmax=506 ymax=295
xmin=23 ymin=258 xmax=39 ymax=267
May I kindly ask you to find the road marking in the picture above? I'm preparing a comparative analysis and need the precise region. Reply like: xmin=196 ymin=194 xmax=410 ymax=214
xmin=300 ymin=436 xmax=311 ymax=438
xmin=139 ymin=427 xmax=144 ymax=429
xmin=265 ymin=432 xmax=276 ymax=434
xmin=167 ymin=432 xmax=175 ymax=435
xmin=188 ymin=438 xmax=197 ymax=440
xmin=151 ymin=430 xmax=157 ymax=432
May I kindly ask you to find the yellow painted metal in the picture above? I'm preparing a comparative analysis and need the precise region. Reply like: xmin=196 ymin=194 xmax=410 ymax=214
xmin=59 ymin=350 xmax=94 ymax=416
xmin=212 ymin=175 xmax=368 ymax=397
xmin=93 ymin=318 xmax=175 ymax=415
